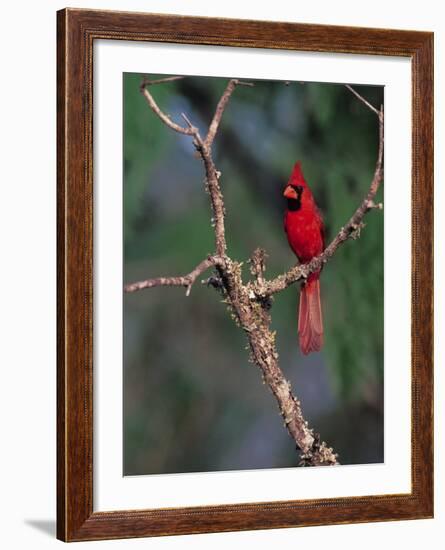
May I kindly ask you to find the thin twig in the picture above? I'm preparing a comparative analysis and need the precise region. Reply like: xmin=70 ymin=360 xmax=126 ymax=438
xmin=205 ymin=79 xmax=253 ymax=148
xmin=125 ymin=256 xmax=223 ymax=295
xmin=141 ymin=75 xmax=185 ymax=87
xmin=141 ymin=86 xmax=199 ymax=137
xmin=345 ymin=84 xmax=380 ymax=117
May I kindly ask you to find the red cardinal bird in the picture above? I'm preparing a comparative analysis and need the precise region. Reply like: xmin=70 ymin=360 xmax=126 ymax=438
xmin=283 ymin=161 xmax=325 ymax=355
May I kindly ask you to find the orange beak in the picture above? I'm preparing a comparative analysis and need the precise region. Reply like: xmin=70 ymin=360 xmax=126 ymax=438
xmin=283 ymin=185 xmax=298 ymax=199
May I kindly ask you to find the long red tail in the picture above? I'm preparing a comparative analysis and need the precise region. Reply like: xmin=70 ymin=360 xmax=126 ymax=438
xmin=298 ymin=278 xmax=323 ymax=355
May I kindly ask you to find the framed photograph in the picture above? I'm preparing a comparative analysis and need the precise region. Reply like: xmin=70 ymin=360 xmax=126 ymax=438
xmin=57 ymin=8 xmax=433 ymax=542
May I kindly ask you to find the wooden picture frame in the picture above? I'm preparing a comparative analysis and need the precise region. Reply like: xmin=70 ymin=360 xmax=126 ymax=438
xmin=57 ymin=8 xmax=433 ymax=542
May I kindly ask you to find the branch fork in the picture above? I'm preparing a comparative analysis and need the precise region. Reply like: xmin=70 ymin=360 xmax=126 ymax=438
xmin=124 ymin=255 xmax=223 ymax=296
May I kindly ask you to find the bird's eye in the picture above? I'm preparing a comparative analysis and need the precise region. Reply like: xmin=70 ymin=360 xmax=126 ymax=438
xmin=295 ymin=185 xmax=303 ymax=194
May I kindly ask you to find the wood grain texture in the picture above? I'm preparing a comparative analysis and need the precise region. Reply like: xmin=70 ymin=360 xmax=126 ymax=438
xmin=57 ymin=8 xmax=434 ymax=542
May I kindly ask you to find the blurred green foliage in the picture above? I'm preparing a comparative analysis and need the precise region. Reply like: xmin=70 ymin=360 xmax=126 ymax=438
xmin=123 ymin=73 xmax=384 ymax=475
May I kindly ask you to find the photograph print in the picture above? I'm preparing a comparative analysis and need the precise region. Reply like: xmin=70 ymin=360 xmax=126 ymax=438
xmin=123 ymin=73 xmax=384 ymax=476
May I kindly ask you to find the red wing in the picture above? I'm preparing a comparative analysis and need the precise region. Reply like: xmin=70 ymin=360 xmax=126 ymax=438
xmin=316 ymin=206 xmax=326 ymax=249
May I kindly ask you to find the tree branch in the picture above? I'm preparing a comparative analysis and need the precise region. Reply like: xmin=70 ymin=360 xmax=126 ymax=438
xmin=124 ymin=256 xmax=223 ymax=296
xmin=141 ymin=81 xmax=200 ymax=137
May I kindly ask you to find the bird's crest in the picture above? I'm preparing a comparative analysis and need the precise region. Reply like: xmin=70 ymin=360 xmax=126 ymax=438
xmin=289 ymin=161 xmax=307 ymax=186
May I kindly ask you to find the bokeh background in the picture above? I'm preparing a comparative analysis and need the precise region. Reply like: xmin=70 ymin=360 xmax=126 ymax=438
xmin=123 ymin=74 xmax=384 ymax=475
